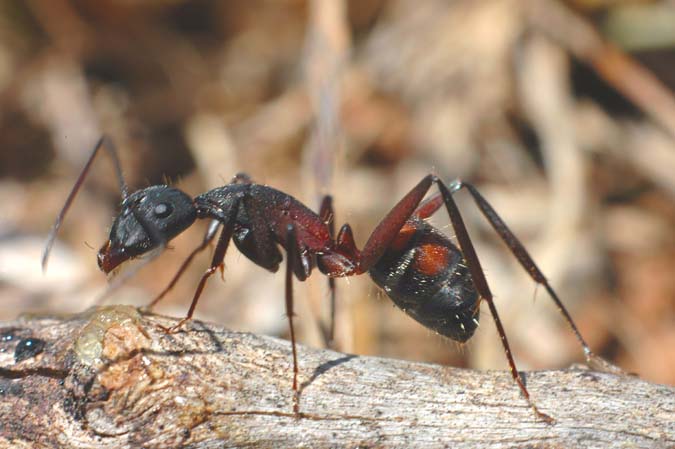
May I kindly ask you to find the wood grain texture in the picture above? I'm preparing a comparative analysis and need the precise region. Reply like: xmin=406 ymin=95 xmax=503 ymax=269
xmin=0 ymin=306 xmax=672 ymax=449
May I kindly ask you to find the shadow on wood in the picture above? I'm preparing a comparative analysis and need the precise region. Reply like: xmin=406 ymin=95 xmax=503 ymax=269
xmin=0 ymin=305 xmax=672 ymax=448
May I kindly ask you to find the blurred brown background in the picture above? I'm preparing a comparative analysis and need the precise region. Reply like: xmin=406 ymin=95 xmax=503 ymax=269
xmin=0 ymin=0 xmax=673 ymax=385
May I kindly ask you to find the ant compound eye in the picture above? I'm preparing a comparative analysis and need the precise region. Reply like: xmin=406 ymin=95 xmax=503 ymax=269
xmin=153 ymin=202 xmax=173 ymax=218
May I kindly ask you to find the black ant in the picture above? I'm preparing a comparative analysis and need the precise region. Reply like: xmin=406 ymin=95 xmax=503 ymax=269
xmin=43 ymin=136 xmax=604 ymax=423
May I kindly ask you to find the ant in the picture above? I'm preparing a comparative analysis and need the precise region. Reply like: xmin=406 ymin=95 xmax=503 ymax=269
xmin=43 ymin=136 xmax=604 ymax=423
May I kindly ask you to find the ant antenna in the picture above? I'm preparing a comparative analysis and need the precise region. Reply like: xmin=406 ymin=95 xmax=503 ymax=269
xmin=42 ymin=136 xmax=129 ymax=272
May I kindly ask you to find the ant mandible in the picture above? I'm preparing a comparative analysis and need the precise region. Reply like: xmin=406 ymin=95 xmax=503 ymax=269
xmin=43 ymin=136 xmax=601 ymax=423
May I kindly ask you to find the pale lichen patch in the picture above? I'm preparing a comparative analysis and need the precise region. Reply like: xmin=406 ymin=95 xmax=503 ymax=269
xmin=73 ymin=305 xmax=148 ymax=368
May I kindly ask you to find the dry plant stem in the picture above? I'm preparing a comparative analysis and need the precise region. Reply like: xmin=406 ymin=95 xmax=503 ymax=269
xmin=302 ymin=0 xmax=351 ymax=350
xmin=0 ymin=307 xmax=673 ymax=449
xmin=526 ymin=0 xmax=675 ymax=139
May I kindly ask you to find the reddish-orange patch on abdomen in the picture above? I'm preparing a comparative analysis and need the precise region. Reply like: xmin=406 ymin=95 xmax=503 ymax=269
xmin=413 ymin=243 xmax=450 ymax=276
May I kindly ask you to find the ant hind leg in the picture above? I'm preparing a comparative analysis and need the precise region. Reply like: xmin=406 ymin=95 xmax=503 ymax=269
xmin=448 ymin=181 xmax=620 ymax=372
xmin=434 ymin=178 xmax=554 ymax=423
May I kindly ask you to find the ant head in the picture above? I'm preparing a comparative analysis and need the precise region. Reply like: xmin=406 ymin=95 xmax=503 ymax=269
xmin=98 ymin=185 xmax=197 ymax=273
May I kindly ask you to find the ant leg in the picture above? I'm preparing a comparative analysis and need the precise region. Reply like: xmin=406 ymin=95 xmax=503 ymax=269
xmin=43 ymin=136 xmax=129 ymax=271
xmin=319 ymin=195 xmax=337 ymax=344
xmin=337 ymin=174 xmax=438 ymax=275
xmin=358 ymin=175 xmax=434 ymax=272
xmin=163 ymin=206 xmax=239 ymax=333
xmin=145 ymin=220 xmax=221 ymax=310
xmin=434 ymin=179 xmax=553 ymax=423
xmin=446 ymin=181 xmax=608 ymax=369
xmin=414 ymin=181 xmax=612 ymax=368
xmin=411 ymin=180 xmax=609 ymax=367
xmin=348 ymin=174 xmax=558 ymax=420
xmin=284 ymin=223 xmax=309 ymax=412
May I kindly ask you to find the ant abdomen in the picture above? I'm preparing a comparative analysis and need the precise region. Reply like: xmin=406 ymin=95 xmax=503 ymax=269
xmin=369 ymin=218 xmax=480 ymax=342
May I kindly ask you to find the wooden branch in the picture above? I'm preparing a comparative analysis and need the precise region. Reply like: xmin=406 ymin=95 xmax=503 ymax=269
xmin=0 ymin=306 xmax=672 ymax=448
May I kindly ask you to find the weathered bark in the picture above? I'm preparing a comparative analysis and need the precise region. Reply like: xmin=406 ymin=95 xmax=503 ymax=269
xmin=0 ymin=306 xmax=672 ymax=449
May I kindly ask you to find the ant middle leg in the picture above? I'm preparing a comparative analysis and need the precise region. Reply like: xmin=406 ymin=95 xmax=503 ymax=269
xmin=319 ymin=195 xmax=337 ymax=345
xmin=284 ymin=223 xmax=311 ymax=413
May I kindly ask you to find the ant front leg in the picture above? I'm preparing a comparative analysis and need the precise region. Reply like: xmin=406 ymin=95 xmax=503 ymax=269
xmin=162 ymin=208 xmax=239 ymax=333
xmin=145 ymin=219 xmax=221 ymax=311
